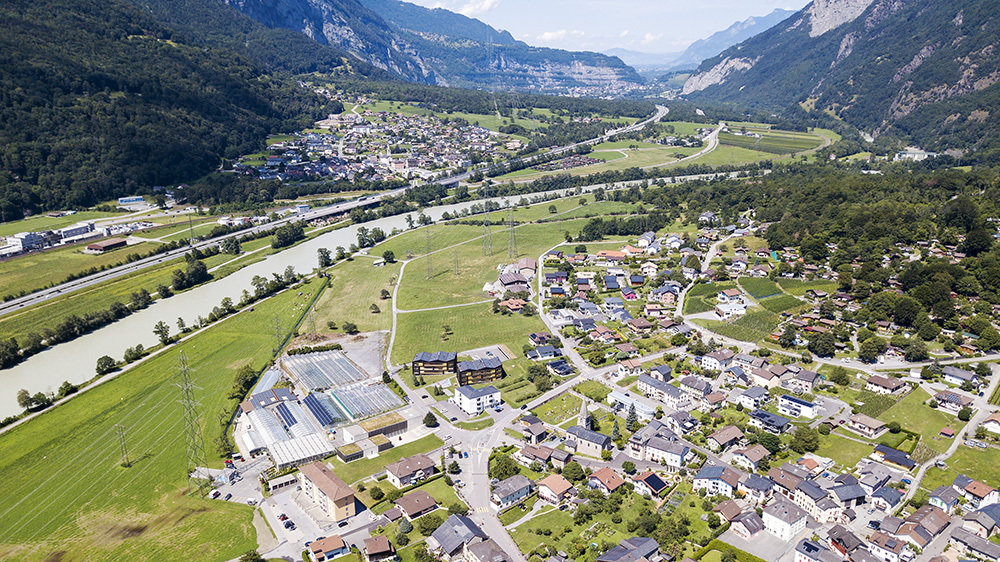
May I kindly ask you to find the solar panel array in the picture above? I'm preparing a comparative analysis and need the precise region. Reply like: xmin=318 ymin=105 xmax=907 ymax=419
xmin=304 ymin=393 xmax=347 ymax=427
xmin=332 ymin=382 xmax=405 ymax=420
xmin=274 ymin=402 xmax=297 ymax=427
xmin=282 ymin=351 xmax=369 ymax=391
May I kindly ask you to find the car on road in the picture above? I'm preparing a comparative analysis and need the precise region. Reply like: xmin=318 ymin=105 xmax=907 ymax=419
xmin=521 ymin=405 xmax=527 ymax=410
xmin=246 ymin=499 xmax=256 ymax=505
xmin=450 ymin=417 xmax=457 ymax=422
xmin=338 ymin=520 xmax=349 ymax=528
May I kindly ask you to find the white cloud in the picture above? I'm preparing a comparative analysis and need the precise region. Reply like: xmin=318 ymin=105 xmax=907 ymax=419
xmin=619 ymin=30 xmax=630 ymax=38
xmin=457 ymin=0 xmax=502 ymax=16
xmin=537 ymin=29 xmax=568 ymax=42
xmin=641 ymin=32 xmax=663 ymax=45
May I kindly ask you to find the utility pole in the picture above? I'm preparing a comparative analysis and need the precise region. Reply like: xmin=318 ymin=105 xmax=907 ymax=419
xmin=453 ymin=249 xmax=460 ymax=276
xmin=272 ymin=314 xmax=282 ymax=354
xmin=176 ymin=352 xmax=209 ymax=497
xmin=187 ymin=215 xmax=194 ymax=247
xmin=507 ymin=205 xmax=517 ymax=259
xmin=115 ymin=424 xmax=130 ymax=468
xmin=425 ymin=226 xmax=432 ymax=279
xmin=482 ymin=183 xmax=493 ymax=256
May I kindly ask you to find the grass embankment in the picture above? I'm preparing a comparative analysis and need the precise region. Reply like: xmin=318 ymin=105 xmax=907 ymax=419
xmin=0 ymin=281 xmax=322 ymax=562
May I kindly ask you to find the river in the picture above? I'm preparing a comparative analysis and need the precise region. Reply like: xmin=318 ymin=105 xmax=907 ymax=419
xmin=0 ymin=190 xmax=585 ymax=417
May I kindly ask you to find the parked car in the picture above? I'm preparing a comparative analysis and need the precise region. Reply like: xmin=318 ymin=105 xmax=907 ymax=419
xmin=463 ymin=452 xmax=468 ymax=458
xmin=210 ymin=490 xmax=221 ymax=499
xmin=223 ymin=493 xmax=233 ymax=501
xmin=338 ymin=520 xmax=349 ymax=528
xmin=278 ymin=514 xmax=288 ymax=521
xmin=450 ymin=417 xmax=457 ymax=422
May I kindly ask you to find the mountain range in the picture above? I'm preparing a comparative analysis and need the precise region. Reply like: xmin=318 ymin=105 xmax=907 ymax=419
xmin=682 ymin=0 xmax=1000 ymax=155
xmin=606 ymin=9 xmax=796 ymax=74
xmin=221 ymin=0 xmax=642 ymax=93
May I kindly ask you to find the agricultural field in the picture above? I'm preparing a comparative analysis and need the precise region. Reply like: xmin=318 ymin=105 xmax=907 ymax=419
xmin=301 ymin=258 xmax=402 ymax=334
xmin=0 ymin=281 xmax=323 ymax=562
xmin=759 ymin=294 xmax=806 ymax=313
xmin=851 ymin=391 xmax=901 ymax=418
xmin=688 ymin=145 xmax=774 ymax=166
xmin=697 ymin=310 xmax=781 ymax=343
xmin=718 ymin=129 xmax=823 ymax=155
xmin=738 ymin=278 xmax=782 ymax=300
xmin=918 ymin=445 xmax=1000 ymax=493
xmin=777 ymin=279 xmax=839 ymax=297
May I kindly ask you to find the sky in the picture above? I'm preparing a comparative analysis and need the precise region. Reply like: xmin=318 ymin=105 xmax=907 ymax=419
xmin=406 ymin=0 xmax=811 ymax=54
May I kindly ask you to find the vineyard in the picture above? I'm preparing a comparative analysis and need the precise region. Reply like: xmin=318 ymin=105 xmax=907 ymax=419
xmin=700 ymin=310 xmax=781 ymax=342
xmin=719 ymin=129 xmax=823 ymax=155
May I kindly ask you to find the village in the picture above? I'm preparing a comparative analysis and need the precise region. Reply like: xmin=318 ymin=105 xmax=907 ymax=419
xmin=202 ymin=195 xmax=1000 ymax=562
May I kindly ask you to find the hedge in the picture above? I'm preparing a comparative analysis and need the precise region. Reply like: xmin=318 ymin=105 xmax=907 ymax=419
xmin=693 ymin=539 xmax=767 ymax=562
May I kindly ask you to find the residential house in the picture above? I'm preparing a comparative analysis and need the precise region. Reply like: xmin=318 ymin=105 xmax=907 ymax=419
xmin=693 ymin=466 xmax=741 ymax=497
xmin=614 ymin=342 xmax=640 ymax=357
xmin=748 ymin=409 xmax=791 ymax=434
xmin=516 ymin=257 xmax=537 ymax=279
xmin=950 ymin=527 xmax=1000 ymax=562
xmin=794 ymin=539 xmax=842 ymax=562
xmin=962 ymin=504 xmax=1000 ymax=537
xmin=618 ymin=359 xmax=644 ymax=378
xmin=790 ymin=370 xmax=818 ymax=393
xmin=872 ymin=487 xmax=904 ymax=512
xmin=648 ymin=286 xmax=677 ymax=304
xmin=731 ymin=511 xmax=765 ymax=540
xmin=928 ymin=484 xmax=961 ymax=514
xmin=453 ymin=385 xmax=501 ymax=415
xmin=465 ymin=539 xmax=511 ymax=562
xmin=848 ymin=414 xmax=886 ymax=439
xmin=894 ymin=504 xmax=949 ymax=549
xmin=608 ymin=391 xmax=656 ymax=422
xmin=310 ymin=535 xmax=350 ymax=561
xmin=779 ymin=394 xmax=817 ymax=419
xmin=739 ymin=474 xmax=774 ymax=506
xmin=954 ymin=475 xmax=999 ymax=509
xmin=299 ymin=462 xmax=357 ymax=522
xmin=637 ymin=232 xmax=657 ymax=248
xmin=982 ymin=412 xmax=1000 ymax=434
xmin=702 ymin=349 xmax=735 ymax=371
xmin=529 ymin=332 xmax=554 ymax=346
xmin=714 ymin=499 xmax=743 ymax=522
xmin=649 ymin=364 xmax=673 ymax=381
xmin=626 ymin=420 xmax=691 ymax=469
xmin=632 ymin=472 xmax=669 ymax=498
xmin=665 ymin=410 xmax=699 ymax=434
xmin=547 ymin=359 xmax=574 ymax=377
xmin=626 ymin=317 xmax=655 ymax=335
xmin=680 ymin=376 xmax=712 ymax=398
xmin=527 ymin=345 xmax=562 ymax=361
xmin=763 ymin=500 xmax=808 ymax=541
xmin=867 ymin=531 xmax=906 ymax=562
xmin=537 ymin=474 xmax=574 ymax=504
xmin=637 ymin=375 xmax=684 ymax=409
xmin=385 ymin=454 xmax=436 ymax=488
xmin=942 ymin=366 xmax=978 ymax=387
xmin=364 ymin=536 xmax=396 ymax=562
xmin=737 ymin=387 xmax=769 ymax=410
xmin=732 ymin=445 xmax=770 ymax=472
xmin=873 ymin=445 xmax=916 ymax=471
xmin=589 ymin=467 xmax=625 ymax=495
xmin=522 ymin=423 xmax=548 ymax=445
xmin=596 ymin=537 xmax=660 ymax=562
xmin=395 ymin=490 xmax=438 ymax=520
xmin=412 ymin=351 xmax=458 ymax=378
xmin=492 ymin=475 xmax=534 ymax=509
xmin=934 ymin=390 xmax=974 ymax=415
xmin=826 ymin=525 xmax=865 ymax=560
xmin=717 ymin=289 xmax=743 ymax=304
xmin=566 ymin=426 xmax=613 ymax=457
xmin=795 ymin=480 xmax=840 ymax=523
xmin=640 ymin=262 xmax=658 ymax=277
xmin=707 ymin=425 xmax=744 ymax=452
xmin=768 ymin=466 xmax=805 ymax=501
xmin=866 ymin=375 xmax=907 ymax=395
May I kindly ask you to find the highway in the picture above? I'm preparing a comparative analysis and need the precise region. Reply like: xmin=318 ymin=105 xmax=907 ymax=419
xmin=0 ymin=105 xmax=668 ymax=320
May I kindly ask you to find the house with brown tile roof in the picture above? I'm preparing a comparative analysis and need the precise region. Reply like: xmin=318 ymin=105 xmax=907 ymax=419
xmin=395 ymin=490 xmax=438 ymax=520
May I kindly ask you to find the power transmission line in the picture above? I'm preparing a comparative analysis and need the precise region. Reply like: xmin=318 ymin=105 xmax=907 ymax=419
xmin=115 ymin=424 xmax=130 ymax=468
xmin=176 ymin=352 xmax=210 ymax=497
xmin=425 ymin=226 xmax=432 ymax=279
xmin=507 ymin=205 xmax=517 ymax=258
xmin=482 ymin=183 xmax=493 ymax=256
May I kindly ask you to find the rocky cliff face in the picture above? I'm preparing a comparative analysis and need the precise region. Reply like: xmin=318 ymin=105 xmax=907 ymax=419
xmin=223 ymin=0 xmax=642 ymax=94
xmin=680 ymin=0 xmax=1000 ymax=151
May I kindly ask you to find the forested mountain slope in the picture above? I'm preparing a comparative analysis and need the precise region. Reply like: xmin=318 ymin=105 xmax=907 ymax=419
xmin=0 ymin=0 xmax=340 ymax=219
xmin=683 ymin=0 xmax=1000 ymax=156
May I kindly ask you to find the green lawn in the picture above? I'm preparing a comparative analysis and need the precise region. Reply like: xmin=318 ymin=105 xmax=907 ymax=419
xmin=684 ymin=295 xmax=715 ymax=315
xmin=499 ymin=495 xmax=538 ymax=525
xmin=301 ymin=258 xmax=402 ymax=334
xmin=0 ymin=281 xmax=324 ymax=561
xmin=879 ymin=388 xmax=957 ymax=455
xmin=817 ymin=433 xmax=874 ymax=469
xmin=617 ymin=375 xmax=639 ymax=388
xmin=532 ymin=393 xmax=583 ymax=425
xmin=454 ymin=417 xmax=495 ymax=431
xmin=329 ymin=434 xmax=445 ymax=485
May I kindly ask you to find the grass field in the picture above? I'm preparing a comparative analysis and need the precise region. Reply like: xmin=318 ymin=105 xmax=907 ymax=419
xmin=879 ymin=388 xmax=957 ymax=455
xmin=697 ymin=310 xmax=781 ymax=342
xmin=738 ymin=278 xmax=782 ymax=299
xmin=391 ymin=219 xmax=592 ymax=311
xmin=852 ymin=391 xmax=900 ymax=418
xmin=919 ymin=445 xmax=1000 ymax=492
xmin=533 ymin=393 xmax=583 ymax=425
xmin=0 ymin=281 xmax=323 ymax=561
xmin=574 ymin=381 xmax=612 ymax=403
xmin=688 ymin=145 xmax=774 ymax=166
xmin=0 ymin=240 xmax=161 ymax=299
xmin=390 ymin=305 xmax=546 ymax=365
xmin=718 ymin=129 xmax=823 ymax=155
xmin=498 ymin=146 xmax=700 ymax=181
xmin=0 ymin=211 xmax=126 ymax=238
xmin=301 ymin=258 xmax=402 ymax=334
